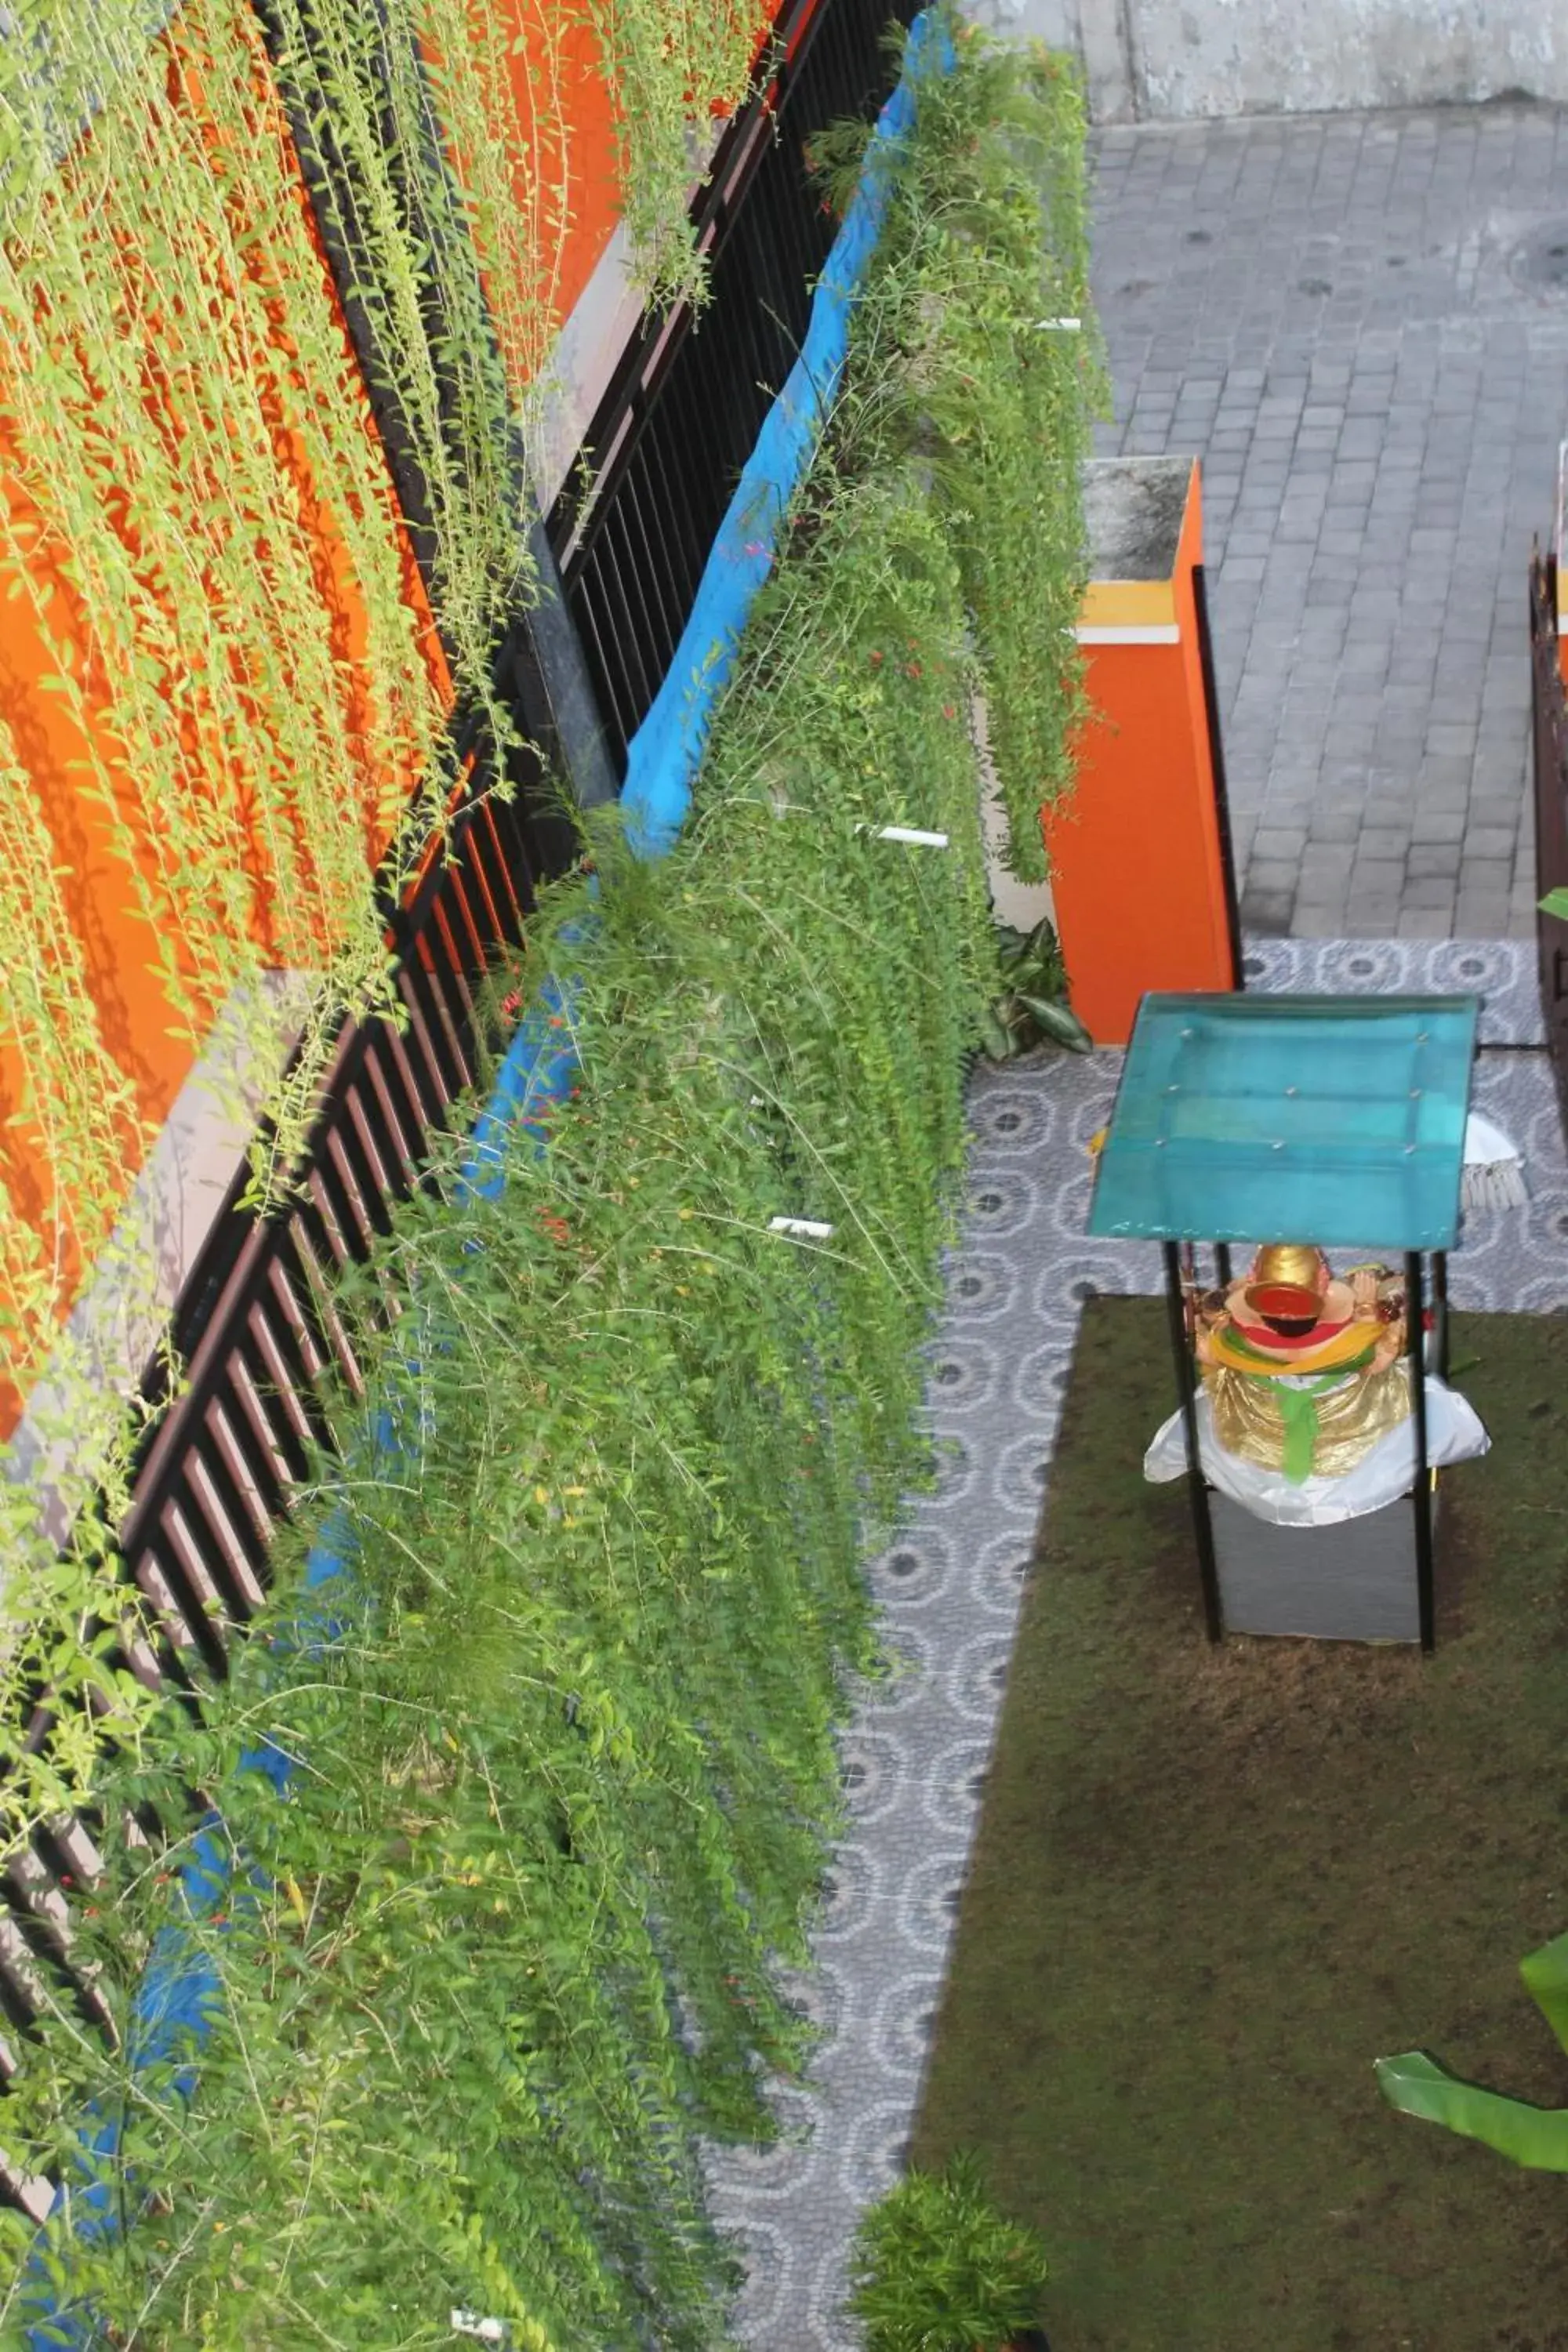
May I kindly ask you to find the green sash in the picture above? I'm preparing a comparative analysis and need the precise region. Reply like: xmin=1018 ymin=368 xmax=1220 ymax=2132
xmin=1272 ymin=1372 xmax=1359 ymax=1485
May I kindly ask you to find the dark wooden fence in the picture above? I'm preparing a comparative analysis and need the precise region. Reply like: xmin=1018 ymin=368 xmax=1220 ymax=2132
xmin=0 ymin=0 xmax=914 ymax=2173
xmin=1530 ymin=549 xmax=1568 ymax=1134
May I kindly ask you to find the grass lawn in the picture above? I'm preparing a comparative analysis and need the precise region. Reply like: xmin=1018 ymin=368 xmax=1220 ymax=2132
xmin=913 ymin=1299 xmax=1568 ymax=2352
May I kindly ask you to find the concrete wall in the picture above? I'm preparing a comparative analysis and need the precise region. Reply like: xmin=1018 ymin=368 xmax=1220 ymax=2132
xmin=966 ymin=0 xmax=1568 ymax=121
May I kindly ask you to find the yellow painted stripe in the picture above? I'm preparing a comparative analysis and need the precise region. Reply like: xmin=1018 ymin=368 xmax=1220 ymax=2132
xmin=1079 ymin=575 xmax=1178 ymax=630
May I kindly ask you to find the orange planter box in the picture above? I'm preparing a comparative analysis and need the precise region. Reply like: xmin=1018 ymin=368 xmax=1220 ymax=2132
xmin=1044 ymin=456 xmax=1238 ymax=1047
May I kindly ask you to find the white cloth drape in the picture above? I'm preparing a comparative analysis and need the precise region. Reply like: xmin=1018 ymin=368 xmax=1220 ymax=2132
xmin=1144 ymin=1377 xmax=1489 ymax=1527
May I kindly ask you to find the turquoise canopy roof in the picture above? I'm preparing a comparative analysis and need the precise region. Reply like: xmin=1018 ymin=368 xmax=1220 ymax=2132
xmin=1087 ymin=993 xmax=1479 ymax=1250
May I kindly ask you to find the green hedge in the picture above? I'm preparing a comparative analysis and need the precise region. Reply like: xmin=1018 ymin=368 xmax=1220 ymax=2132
xmin=0 ymin=22 xmax=1098 ymax=2347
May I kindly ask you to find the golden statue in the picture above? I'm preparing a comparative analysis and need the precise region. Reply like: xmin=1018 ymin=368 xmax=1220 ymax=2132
xmin=1191 ymin=1244 xmax=1411 ymax=1485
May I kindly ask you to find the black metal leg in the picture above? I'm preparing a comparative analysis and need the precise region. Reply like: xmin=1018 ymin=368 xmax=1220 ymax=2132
xmin=1406 ymin=1250 xmax=1435 ymax=1653
xmin=1432 ymin=1248 xmax=1450 ymax=1383
xmin=1192 ymin=561 xmax=1244 ymax=993
xmin=1164 ymin=1240 xmax=1222 ymax=1642
xmin=1215 ymin=1241 xmax=1233 ymax=1287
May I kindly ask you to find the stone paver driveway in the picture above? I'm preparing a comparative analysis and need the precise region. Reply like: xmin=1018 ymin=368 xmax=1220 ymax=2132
xmin=1089 ymin=102 xmax=1568 ymax=940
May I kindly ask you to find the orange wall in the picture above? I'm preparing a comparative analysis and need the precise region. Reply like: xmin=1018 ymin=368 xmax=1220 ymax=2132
xmin=506 ymin=0 xmax=626 ymax=326
xmin=1044 ymin=464 xmax=1236 ymax=1047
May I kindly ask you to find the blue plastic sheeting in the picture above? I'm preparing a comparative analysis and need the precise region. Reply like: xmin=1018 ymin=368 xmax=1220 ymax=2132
xmin=460 ymin=965 xmax=582 ymax=1203
xmin=1088 ymin=993 xmax=1480 ymax=1250
xmin=24 ymin=16 xmax=951 ymax=2341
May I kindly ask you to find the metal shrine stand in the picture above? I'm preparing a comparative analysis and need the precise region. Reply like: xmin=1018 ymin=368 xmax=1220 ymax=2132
xmin=1088 ymin=991 xmax=1481 ymax=1654
xmin=1160 ymin=1236 xmax=1450 ymax=1651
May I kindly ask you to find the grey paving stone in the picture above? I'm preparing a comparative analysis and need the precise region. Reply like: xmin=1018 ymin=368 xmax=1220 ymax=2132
xmin=1349 ymin=866 xmax=1407 ymax=911
xmin=1246 ymin=858 xmax=1303 ymax=896
xmin=1300 ymin=852 xmax=1357 ymax=898
xmin=1403 ymin=877 xmax=1458 ymax=910
xmin=1291 ymin=902 xmax=1351 ymax=937
xmin=1344 ymin=891 xmax=1405 ymax=931
xmin=1410 ymin=806 xmax=1468 ymax=844
xmin=1454 ymin=892 xmax=1512 ymax=935
xmin=1251 ymin=827 xmax=1307 ymax=861
xmin=1466 ymin=828 xmax=1522 ymax=863
xmin=1461 ymin=857 xmax=1516 ymax=896
xmin=1240 ymin=888 xmax=1295 ymax=931
xmin=1421 ymin=762 xmax=1475 ymax=809
xmin=1307 ymin=804 xmax=1365 ymax=844
xmin=1406 ymin=843 xmax=1462 ymax=881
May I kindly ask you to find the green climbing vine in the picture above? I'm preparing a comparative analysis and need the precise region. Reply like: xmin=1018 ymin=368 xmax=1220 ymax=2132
xmin=0 ymin=0 xmax=822 ymax=1929
xmin=0 ymin=0 xmax=775 ymax=1414
xmin=0 ymin=16 xmax=1099 ymax=2347
xmin=0 ymin=0 xmax=453 ymax=1305
xmin=813 ymin=18 xmax=1105 ymax=877
xmin=585 ymin=0 xmax=775 ymax=306
xmin=0 ymin=719 xmax=149 ymax=1364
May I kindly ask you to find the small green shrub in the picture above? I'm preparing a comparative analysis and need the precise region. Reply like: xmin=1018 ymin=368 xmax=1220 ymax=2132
xmin=982 ymin=916 xmax=1091 ymax=1062
xmin=848 ymin=2151 xmax=1051 ymax=2352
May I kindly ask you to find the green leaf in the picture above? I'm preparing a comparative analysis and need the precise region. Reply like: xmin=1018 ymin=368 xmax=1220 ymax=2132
xmin=1376 ymin=2051 xmax=1568 ymax=2169
xmin=979 ymin=1007 xmax=1014 ymax=1061
xmin=1015 ymin=993 xmax=1093 ymax=1051
xmin=1377 ymin=1931 xmax=1568 ymax=2168
xmin=1521 ymin=1928 xmax=1568 ymax=2053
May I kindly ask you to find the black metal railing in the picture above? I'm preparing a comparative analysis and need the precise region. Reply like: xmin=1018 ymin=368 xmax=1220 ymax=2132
xmin=552 ymin=0 xmax=918 ymax=768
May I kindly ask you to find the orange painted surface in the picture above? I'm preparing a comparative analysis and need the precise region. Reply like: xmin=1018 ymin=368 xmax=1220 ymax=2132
xmin=453 ymin=0 xmax=795 ymax=363
xmin=507 ymin=1 xmax=626 ymax=328
xmin=1044 ymin=463 xmax=1236 ymax=1048
xmin=0 ymin=465 xmax=196 ymax=1138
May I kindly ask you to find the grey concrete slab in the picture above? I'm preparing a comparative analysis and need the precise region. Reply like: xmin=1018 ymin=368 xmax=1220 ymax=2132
xmin=1088 ymin=101 xmax=1567 ymax=939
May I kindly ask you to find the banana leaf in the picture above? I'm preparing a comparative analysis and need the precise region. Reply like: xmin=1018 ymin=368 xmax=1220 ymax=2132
xmin=1376 ymin=1929 xmax=1568 ymax=2169
xmin=1540 ymin=888 xmax=1568 ymax=924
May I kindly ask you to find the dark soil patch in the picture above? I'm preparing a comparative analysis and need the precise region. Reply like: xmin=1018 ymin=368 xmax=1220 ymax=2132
xmin=913 ymin=1298 xmax=1568 ymax=2351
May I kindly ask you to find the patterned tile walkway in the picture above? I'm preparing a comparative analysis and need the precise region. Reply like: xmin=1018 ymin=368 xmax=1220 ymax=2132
xmin=710 ymin=936 xmax=1565 ymax=2350
xmin=1087 ymin=104 xmax=1568 ymax=941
